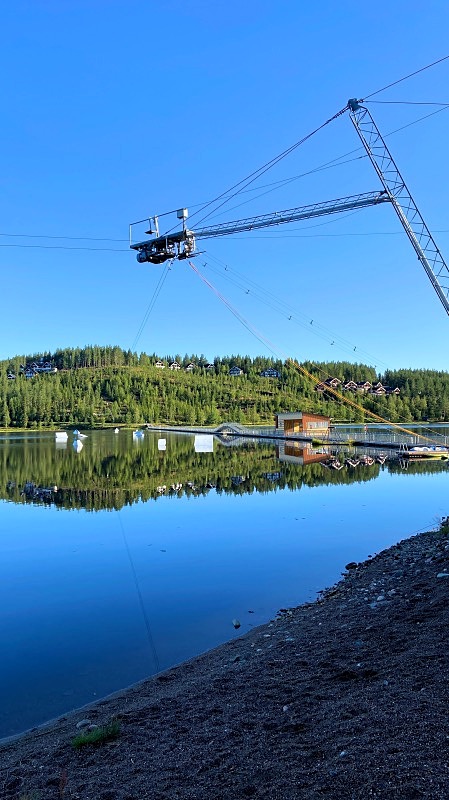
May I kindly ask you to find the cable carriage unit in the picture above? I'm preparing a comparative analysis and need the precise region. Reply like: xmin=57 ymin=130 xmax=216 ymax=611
xmin=130 ymin=99 xmax=449 ymax=316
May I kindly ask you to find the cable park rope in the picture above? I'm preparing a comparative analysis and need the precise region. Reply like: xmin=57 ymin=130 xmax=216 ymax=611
xmin=163 ymin=106 xmax=350 ymax=237
xmin=362 ymin=54 xmax=449 ymax=100
xmin=161 ymin=56 xmax=449 ymax=237
xmin=201 ymin=250 xmax=389 ymax=369
xmin=130 ymin=261 xmax=172 ymax=352
xmin=187 ymin=260 xmax=445 ymax=446
xmin=2 ymin=100 xmax=449 ymax=251
xmin=117 ymin=512 xmax=160 ymax=674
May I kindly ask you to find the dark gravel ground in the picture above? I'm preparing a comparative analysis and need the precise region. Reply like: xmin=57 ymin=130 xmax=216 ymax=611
xmin=1 ymin=525 xmax=449 ymax=800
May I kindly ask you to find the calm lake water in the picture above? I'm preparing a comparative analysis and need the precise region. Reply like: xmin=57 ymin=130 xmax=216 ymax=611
xmin=1 ymin=427 xmax=448 ymax=739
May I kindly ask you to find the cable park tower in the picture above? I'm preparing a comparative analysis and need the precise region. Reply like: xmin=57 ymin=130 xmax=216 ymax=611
xmin=130 ymin=100 xmax=449 ymax=317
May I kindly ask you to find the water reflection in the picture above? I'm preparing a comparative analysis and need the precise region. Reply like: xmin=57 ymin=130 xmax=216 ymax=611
xmin=1 ymin=429 xmax=448 ymax=739
xmin=0 ymin=430 xmax=448 ymax=512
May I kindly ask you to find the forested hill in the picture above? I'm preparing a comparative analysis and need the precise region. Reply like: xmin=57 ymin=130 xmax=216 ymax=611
xmin=1 ymin=346 xmax=449 ymax=428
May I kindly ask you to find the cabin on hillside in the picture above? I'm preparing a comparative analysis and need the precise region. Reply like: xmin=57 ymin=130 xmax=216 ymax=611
xmin=229 ymin=366 xmax=243 ymax=376
xmin=260 ymin=367 xmax=280 ymax=378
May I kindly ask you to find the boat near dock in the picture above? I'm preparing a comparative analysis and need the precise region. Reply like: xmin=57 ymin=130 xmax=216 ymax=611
xmin=400 ymin=444 xmax=449 ymax=460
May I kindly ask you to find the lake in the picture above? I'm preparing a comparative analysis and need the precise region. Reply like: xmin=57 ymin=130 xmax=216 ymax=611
xmin=1 ymin=427 xmax=448 ymax=739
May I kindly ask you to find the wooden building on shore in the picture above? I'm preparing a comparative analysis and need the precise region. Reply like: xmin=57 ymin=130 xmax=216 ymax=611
xmin=275 ymin=411 xmax=330 ymax=437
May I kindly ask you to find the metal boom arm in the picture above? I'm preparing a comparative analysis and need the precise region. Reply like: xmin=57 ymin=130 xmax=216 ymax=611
xmin=348 ymin=99 xmax=449 ymax=315
xmin=131 ymin=190 xmax=390 ymax=264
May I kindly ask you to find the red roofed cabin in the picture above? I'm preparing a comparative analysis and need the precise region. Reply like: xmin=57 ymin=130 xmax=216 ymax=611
xmin=275 ymin=411 xmax=330 ymax=437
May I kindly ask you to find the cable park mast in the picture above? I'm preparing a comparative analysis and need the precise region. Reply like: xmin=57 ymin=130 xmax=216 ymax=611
xmin=130 ymin=101 xmax=449 ymax=316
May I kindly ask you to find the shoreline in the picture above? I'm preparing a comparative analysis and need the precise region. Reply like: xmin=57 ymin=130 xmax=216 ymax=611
xmin=1 ymin=524 xmax=449 ymax=798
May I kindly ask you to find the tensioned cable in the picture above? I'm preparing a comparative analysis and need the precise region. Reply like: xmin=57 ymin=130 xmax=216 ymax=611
xmin=200 ymin=154 xmax=368 ymax=224
xmin=224 ymin=106 xmax=449 ymax=239
xmin=202 ymin=250 xmax=389 ymax=369
xmin=130 ymin=262 xmax=172 ymax=352
xmin=0 ymin=243 xmax=129 ymax=252
xmin=159 ymin=106 xmax=350 ymax=237
xmin=165 ymin=59 xmax=449 ymax=234
xmin=235 ymin=229 xmax=449 ymax=240
xmin=203 ymin=258 xmax=377 ymax=363
xmin=362 ymin=54 xmax=449 ymax=100
xmin=191 ymin=107 xmax=350 ymax=229
xmin=138 ymin=58 xmax=449 ymax=244
xmin=199 ymin=105 xmax=449 ymax=225
xmin=117 ymin=512 xmax=160 ymax=673
xmin=188 ymin=260 xmax=443 ymax=445
xmin=0 ymin=232 xmax=129 ymax=242
xmin=3 ymin=102 xmax=449 ymax=249
xmin=367 ymin=100 xmax=449 ymax=106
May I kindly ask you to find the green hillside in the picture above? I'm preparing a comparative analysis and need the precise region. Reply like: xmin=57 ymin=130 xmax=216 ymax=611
xmin=1 ymin=346 xmax=448 ymax=428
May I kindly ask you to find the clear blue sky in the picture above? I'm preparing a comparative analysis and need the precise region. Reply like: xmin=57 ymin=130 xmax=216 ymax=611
xmin=1 ymin=0 xmax=449 ymax=372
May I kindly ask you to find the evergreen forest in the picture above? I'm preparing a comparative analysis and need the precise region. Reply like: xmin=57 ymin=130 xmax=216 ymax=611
xmin=1 ymin=345 xmax=449 ymax=429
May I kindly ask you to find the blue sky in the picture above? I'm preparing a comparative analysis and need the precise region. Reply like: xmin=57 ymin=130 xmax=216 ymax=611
xmin=1 ymin=0 xmax=449 ymax=372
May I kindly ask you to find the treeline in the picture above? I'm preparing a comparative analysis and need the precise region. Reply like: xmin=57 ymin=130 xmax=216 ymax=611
xmin=1 ymin=346 xmax=449 ymax=428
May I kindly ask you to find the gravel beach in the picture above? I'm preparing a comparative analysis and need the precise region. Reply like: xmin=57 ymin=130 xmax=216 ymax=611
xmin=1 ymin=524 xmax=448 ymax=800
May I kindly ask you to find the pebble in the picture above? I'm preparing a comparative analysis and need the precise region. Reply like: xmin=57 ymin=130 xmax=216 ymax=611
xmin=76 ymin=719 xmax=92 ymax=729
xmin=437 ymin=572 xmax=449 ymax=578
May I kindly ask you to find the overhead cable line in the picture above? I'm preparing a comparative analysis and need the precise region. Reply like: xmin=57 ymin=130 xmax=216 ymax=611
xmin=159 ymin=106 xmax=350 ymax=237
xmin=367 ymin=100 xmax=449 ymax=106
xmin=130 ymin=262 xmax=172 ymax=352
xmin=234 ymin=228 xmax=449 ymax=239
xmin=362 ymin=54 xmax=449 ymax=100
xmin=0 ymin=232 xmax=129 ymax=242
xmin=188 ymin=260 xmax=441 ymax=444
xmin=5 ymin=103 xmax=449 ymax=250
xmin=0 ymin=243 xmax=129 ymax=252
xmin=203 ymin=250 xmax=389 ymax=369
xmin=117 ymin=513 xmax=160 ymax=673
xmin=191 ymin=106 xmax=350 ymax=229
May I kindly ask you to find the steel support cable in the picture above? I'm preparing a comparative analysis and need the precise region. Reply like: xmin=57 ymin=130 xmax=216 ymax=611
xmin=0 ymin=242 xmax=129 ymax=252
xmin=199 ymin=154 xmax=368 ymax=224
xmin=160 ymin=107 xmax=351 ymax=238
xmin=130 ymin=263 xmax=172 ymax=352
xmin=6 ymin=105 xmax=448 ymax=248
xmin=191 ymin=107 xmax=350 ymax=230
xmin=117 ymin=512 xmax=160 ymax=673
xmin=163 ymin=65 xmax=449 ymax=236
xmin=367 ymin=100 xmax=449 ymax=106
xmin=212 ymin=106 xmax=449 ymax=227
xmin=188 ymin=260 xmax=442 ymax=445
xmin=202 ymin=259 xmax=377 ymax=364
xmin=158 ymin=55 xmax=449 ymax=235
xmin=202 ymin=251 xmax=389 ymax=368
xmin=362 ymin=54 xmax=449 ymax=100
xmin=187 ymin=261 xmax=280 ymax=357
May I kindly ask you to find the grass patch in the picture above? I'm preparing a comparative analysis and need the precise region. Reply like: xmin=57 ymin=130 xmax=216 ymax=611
xmin=72 ymin=719 xmax=120 ymax=749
